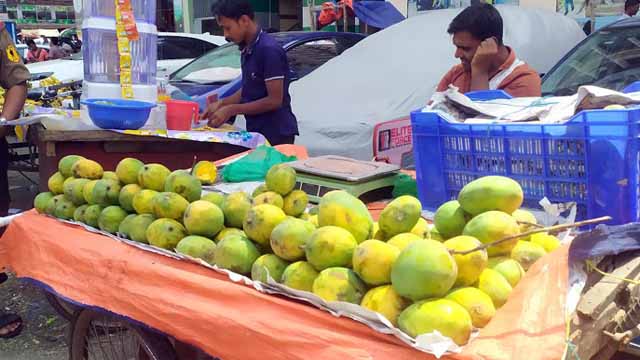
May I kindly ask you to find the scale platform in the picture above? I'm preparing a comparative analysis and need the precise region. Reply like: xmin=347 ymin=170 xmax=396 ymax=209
xmin=289 ymin=156 xmax=400 ymax=203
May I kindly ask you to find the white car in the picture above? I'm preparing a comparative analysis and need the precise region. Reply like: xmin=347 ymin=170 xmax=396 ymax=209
xmin=290 ymin=6 xmax=586 ymax=161
xmin=25 ymin=32 xmax=226 ymax=87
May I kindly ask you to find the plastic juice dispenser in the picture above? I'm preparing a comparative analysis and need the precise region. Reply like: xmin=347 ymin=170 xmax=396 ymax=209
xmin=81 ymin=0 xmax=157 ymax=103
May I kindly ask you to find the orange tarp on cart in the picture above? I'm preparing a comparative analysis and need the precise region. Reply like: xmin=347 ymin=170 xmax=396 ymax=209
xmin=0 ymin=211 xmax=569 ymax=360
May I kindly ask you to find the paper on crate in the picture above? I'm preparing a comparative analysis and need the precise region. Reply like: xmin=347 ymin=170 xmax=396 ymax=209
xmin=426 ymin=85 xmax=640 ymax=124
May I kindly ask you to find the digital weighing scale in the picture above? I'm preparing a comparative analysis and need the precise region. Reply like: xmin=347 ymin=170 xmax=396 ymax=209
xmin=288 ymin=156 xmax=401 ymax=203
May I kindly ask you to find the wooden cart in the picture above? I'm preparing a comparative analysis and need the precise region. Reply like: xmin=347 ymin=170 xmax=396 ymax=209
xmin=35 ymin=127 xmax=246 ymax=191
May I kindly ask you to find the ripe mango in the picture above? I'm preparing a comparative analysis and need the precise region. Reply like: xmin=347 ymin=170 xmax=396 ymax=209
xmin=378 ymin=196 xmax=422 ymax=238
xmin=63 ymin=178 xmax=89 ymax=205
xmin=444 ymin=235 xmax=488 ymax=287
xmin=128 ymin=214 xmax=155 ymax=244
xmin=146 ymin=218 xmax=187 ymax=250
xmin=352 ymin=240 xmax=400 ymax=286
xmin=477 ymin=268 xmax=513 ymax=308
xmin=83 ymin=205 xmax=103 ymax=227
xmin=214 ymin=234 xmax=261 ymax=275
xmin=151 ymin=192 xmax=189 ymax=220
xmin=201 ymin=192 xmax=226 ymax=208
xmin=137 ymin=163 xmax=170 ymax=191
xmin=243 ymin=204 xmax=287 ymax=246
xmin=253 ymin=191 xmax=284 ymax=209
xmin=98 ymin=206 xmax=128 ymax=234
xmin=512 ymin=209 xmax=538 ymax=240
xmin=458 ymin=176 xmax=523 ymax=216
xmin=222 ymin=192 xmax=252 ymax=229
xmin=165 ymin=171 xmax=202 ymax=202
xmin=387 ymin=233 xmax=422 ymax=251
xmin=270 ymin=217 xmax=315 ymax=261
xmin=34 ymin=192 xmax=54 ymax=214
xmin=398 ymin=299 xmax=472 ymax=345
xmin=251 ymin=254 xmax=289 ymax=283
xmin=445 ymin=287 xmax=496 ymax=328
xmin=305 ymin=226 xmax=358 ymax=271
xmin=462 ymin=211 xmax=521 ymax=256
xmin=192 ymin=160 xmax=217 ymax=185
xmin=492 ymin=258 xmax=525 ymax=288
xmin=58 ymin=155 xmax=85 ymax=178
xmin=511 ymin=240 xmax=546 ymax=271
xmin=312 ymin=267 xmax=366 ymax=304
xmin=132 ymin=189 xmax=158 ymax=215
xmin=361 ymin=285 xmax=410 ymax=327
xmin=391 ymin=240 xmax=458 ymax=301
xmin=72 ymin=159 xmax=104 ymax=180
xmin=119 ymin=184 xmax=142 ymax=212
xmin=115 ymin=157 xmax=144 ymax=185
xmin=73 ymin=204 xmax=89 ymax=223
xmin=48 ymin=172 xmax=65 ymax=194
xmin=318 ymin=190 xmax=373 ymax=244
xmin=283 ymin=190 xmax=308 ymax=217
xmin=176 ymin=235 xmax=217 ymax=265
xmin=92 ymin=180 xmax=122 ymax=207
xmin=265 ymin=164 xmax=297 ymax=196
xmin=281 ymin=261 xmax=319 ymax=292
xmin=183 ymin=200 xmax=224 ymax=238
xmin=434 ymin=200 xmax=469 ymax=239
xmin=530 ymin=233 xmax=561 ymax=253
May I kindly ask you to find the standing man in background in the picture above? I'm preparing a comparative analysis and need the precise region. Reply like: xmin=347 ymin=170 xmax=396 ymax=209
xmin=0 ymin=20 xmax=29 ymax=339
xmin=203 ymin=0 xmax=299 ymax=145
xmin=621 ymin=0 xmax=640 ymax=19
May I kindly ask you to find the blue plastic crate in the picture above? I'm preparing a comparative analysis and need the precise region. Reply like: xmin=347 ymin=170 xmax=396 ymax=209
xmin=411 ymin=108 xmax=640 ymax=225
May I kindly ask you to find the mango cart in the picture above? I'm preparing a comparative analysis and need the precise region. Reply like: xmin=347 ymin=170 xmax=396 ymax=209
xmin=0 ymin=146 xmax=574 ymax=360
xmin=0 ymin=209 xmax=571 ymax=360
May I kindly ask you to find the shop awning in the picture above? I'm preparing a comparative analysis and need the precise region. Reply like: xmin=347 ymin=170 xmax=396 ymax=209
xmin=20 ymin=29 xmax=61 ymax=38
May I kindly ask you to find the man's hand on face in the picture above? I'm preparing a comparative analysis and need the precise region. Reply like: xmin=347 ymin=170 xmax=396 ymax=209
xmin=471 ymin=37 xmax=499 ymax=74
xmin=206 ymin=105 xmax=234 ymax=128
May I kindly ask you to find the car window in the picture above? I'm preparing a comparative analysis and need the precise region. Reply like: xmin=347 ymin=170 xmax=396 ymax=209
xmin=542 ymin=27 xmax=640 ymax=96
xmin=286 ymin=38 xmax=340 ymax=81
xmin=171 ymin=43 xmax=241 ymax=83
xmin=158 ymin=36 xmax=218 ymax=60
xmin=335 ymin=36 xmax=362 ymax=55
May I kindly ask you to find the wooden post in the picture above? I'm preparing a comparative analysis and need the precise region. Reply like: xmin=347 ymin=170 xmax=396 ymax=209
xmin=343 ymin=2 xmax=347 ymax=32
xmin=589 ymin=1 xmax=596 ymax=34
xmin=308 ymin=0 xmax=316 ymax=31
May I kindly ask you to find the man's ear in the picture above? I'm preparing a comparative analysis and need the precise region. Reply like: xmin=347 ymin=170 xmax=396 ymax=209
xmin=239 ymin=15 xmax=251 ymax=26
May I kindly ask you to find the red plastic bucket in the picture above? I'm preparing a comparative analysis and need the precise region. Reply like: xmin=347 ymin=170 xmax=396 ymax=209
xmin=165 ymin=99 xmax=199 ymax=131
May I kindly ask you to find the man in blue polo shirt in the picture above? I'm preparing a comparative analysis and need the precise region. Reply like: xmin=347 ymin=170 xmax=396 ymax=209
xmin=203 ymin=0 xmax=299 ymax=145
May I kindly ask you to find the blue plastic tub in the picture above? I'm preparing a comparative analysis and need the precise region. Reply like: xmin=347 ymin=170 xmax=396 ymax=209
xmin=411 ymin=108 xmax=640 ymax=225
xmin=82 ymin=98 xmax=156 ymax=130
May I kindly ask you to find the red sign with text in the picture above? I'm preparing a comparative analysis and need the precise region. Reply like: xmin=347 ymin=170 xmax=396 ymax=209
xmin=373 ymin=117 xmax=413 ymax=165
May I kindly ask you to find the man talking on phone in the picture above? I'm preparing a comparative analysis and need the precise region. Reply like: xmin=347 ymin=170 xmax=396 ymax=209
xmin=436 ymin=3 xmax=541 ymax=98
xmin=203 ymin=0 xmax=298 ymax=145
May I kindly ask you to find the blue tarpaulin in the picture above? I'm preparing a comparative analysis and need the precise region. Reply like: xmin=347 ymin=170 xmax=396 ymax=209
xmin=352 ymin=1 xmax=405 ymax=29
xmin=569 ymin=223 xmax=640 ymax=263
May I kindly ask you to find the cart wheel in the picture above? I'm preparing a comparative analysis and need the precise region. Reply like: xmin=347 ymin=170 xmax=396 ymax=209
xmin=44 ymin=291 xmax=81 ymax=321
xmin=70 ymin=309 xmax=177 ymax=360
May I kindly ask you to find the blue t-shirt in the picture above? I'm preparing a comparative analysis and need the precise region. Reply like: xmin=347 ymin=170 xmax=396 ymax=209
xmin=240 ymin=30 xmax=299 ymax=142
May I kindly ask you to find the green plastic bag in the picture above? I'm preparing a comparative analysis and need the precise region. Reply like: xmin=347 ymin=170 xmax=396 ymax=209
xmin=392 ymin=173 xmax=418 ymax=198
xmin=222 ymin=145 xmax=297 ymax=182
